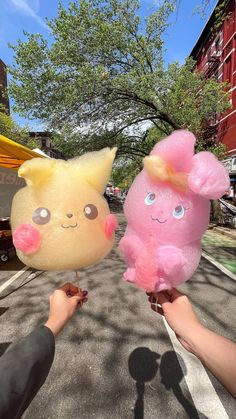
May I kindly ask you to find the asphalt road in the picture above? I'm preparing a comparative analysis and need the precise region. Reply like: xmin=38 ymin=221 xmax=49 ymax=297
xmin=0 ymin=214 xmax=236 ymax=419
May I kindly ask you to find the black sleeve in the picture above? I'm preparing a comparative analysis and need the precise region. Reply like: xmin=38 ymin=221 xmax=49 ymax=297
xmin=0 ymin=325 xmax=55 ymax=419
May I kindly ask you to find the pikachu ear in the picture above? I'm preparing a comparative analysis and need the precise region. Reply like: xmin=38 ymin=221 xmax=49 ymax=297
xmin=18 ymin=158 xmax=56 ymax=186
xmin=71 ymin=147 xmax=117 ymax=194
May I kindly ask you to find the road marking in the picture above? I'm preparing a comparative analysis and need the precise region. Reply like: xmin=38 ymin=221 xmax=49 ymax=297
xmin=202 ymin=251 xmax=236 ymax=281
xmin=163 ymin=318 xmax=229 ymax=419
xmin=0 ymin=266 xmax=29 ymax=294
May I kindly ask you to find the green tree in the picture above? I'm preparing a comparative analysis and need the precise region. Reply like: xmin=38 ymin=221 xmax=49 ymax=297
xmin=0 ymin=110 xmax=36 ymax=148
xmin=9 ymin=0 xmax=230 ymax=160
xmin=112 ymin=160 xmax=141 ymax=188
xmin=194 ymin=0 xmax=230 ymax=27
xmin=52 ymin=125 xmax=151 ymax=160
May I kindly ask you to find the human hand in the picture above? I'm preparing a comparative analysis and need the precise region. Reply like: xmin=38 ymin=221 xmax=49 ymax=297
xmin=147 ymin=288 xmax=204 ymax=353
xmin=44 ymin=283 xmax=88 ymax=337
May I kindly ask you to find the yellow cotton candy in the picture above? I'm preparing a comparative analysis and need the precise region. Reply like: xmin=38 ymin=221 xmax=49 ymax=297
xmin=11 ymin=148 xmax=117 ymax=271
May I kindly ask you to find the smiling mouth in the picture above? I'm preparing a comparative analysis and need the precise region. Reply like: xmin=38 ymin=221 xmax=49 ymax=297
xmin=151 ymin=216 xmax=167 ymax=224
xmin=61 ymin=223 xmax=78 ymax=229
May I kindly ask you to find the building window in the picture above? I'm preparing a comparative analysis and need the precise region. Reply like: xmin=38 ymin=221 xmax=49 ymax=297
xmin=41 ymin=139 xmax=46 ymax=148
xmin=213 ymin=68 xmax=219 ymax=81
xmin=215 ymin=36 xmax=220 ymax=52
xmin=207 ymin=47 xmax=211 ymax=62
xmin=225 ymin=39 xmax=233 ymax=57
xmin=225 ymin=55 xmax=232 ymax=83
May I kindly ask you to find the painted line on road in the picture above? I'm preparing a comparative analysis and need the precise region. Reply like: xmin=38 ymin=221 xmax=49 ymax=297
xmin=0 ymin=266 xmax=29 ymax=294
xmin=202 ymin=251 xmax=236 ymax=281
xmin=163 ymin=318 xmax=229 ymax=419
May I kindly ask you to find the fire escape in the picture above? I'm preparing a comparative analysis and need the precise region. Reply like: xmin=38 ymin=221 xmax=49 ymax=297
xmin=203 ymin=52 xmax=221 ymax=141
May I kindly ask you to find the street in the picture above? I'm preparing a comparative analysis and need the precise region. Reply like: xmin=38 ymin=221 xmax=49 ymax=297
xmin=0 ymin=214 xmax=236 ymax=419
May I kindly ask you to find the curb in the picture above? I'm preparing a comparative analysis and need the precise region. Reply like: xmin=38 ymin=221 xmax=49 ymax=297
xmin=213 ymin=227 xmax=236 ymax=240
xmin=202 ymin=250 xmax=236 ymax=281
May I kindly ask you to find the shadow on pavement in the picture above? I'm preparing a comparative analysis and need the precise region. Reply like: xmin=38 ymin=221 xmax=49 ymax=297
xmin=127 ymin=348 xmax=206 ymax=419
xmin=0 ymin=271 xmax=44 ymax=301
xmin=0 ymin=342 xmax=11 ymax=357
xmin=0 ymin=306 xmax=9 ymax=316
xmin=160 ymin=351 xmax=207 ymax=419
xmin=128 ymin=347 xmax=160 ymax=419
xmin=1 ymin=213 xmax=235 ymax=418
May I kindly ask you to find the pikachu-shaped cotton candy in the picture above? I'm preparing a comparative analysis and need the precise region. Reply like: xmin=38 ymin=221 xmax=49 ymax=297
xmin=119 ymin=130 xmax=229 ymax=292
xmin=11 ymin=148 xmax=117 ymax=271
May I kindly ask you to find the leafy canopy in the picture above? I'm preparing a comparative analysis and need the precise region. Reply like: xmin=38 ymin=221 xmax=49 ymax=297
xmin=0 ymin=108 xmax=36 ymax=148
xmin=9 ymin=0 xmax=230 ymax=160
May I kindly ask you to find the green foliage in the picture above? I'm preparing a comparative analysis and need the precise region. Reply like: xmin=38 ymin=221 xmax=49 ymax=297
xmin=160 ymin=58 xmax=230 ymax=140
xmin=112 ymin=160 xmax=141 ymax=188
xmin=9 ymin=0 xmax=230 ymax=164
xmin=9 ymin=0 xmax=176 ymax=133
xmin=0 ymin=110 xmax=36 ymax=148
xmin=192 ymin=1 xmax=231 ymax=36
xmin=52 ymin=126 xmax=149 ymax=160
xmin=196 ymin=137 xmax=227 ymax=159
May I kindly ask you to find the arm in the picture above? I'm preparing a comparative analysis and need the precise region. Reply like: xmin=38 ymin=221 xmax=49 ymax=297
xmin=0 ymin=283 xmax=88 ymax=419
xmin=0 ymin=326 xmax=55 ymax=419
xmin=148 ymin=289 xmax=236 ymax=399
xmin=44 ymin=283 xmax=88 ymax=336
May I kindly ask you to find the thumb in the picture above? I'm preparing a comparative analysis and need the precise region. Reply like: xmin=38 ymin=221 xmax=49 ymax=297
xmin=71 ymin=295 xmax=82 ymax=308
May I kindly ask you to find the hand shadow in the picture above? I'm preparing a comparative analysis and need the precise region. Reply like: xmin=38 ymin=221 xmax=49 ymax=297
xmin=160 ymin=351 xmax=208 ymax=419
xmin=128 ymin=347 xmax=160 ymax=419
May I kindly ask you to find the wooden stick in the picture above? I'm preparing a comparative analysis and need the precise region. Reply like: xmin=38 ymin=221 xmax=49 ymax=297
xmin=75 ymin=270 xmax=80 ymax=291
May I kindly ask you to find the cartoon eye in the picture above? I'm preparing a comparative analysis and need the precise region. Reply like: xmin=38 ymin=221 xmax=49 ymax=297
xmin=172 ymin=205 xmax=185 ymax=219
xmin=32 ymin=207 xmax=51 ymax=225
xmin=145 ymin=192 xmax=156 ymax=206
xmin=84 ymin=204 xmax=98 ymax=220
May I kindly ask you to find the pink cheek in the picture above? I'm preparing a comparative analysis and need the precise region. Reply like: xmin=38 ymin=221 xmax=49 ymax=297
xmin=13 ymin=224 xmax=42 ymax=255
xmin=104 ymin=214 xmax=118 ymax=239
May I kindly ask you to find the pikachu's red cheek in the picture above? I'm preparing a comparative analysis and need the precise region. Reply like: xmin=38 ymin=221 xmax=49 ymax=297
xmin=13 ymin=224 xmax=42 ymax=254
xmin=104 ymin=214 xmax=118 ymax=239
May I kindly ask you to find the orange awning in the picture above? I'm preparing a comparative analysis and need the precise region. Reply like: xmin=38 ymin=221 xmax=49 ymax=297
xmin=0 ymin=134 xmax=44 ymax=170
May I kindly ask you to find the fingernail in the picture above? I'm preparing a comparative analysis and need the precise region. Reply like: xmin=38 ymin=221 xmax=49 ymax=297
xmin=82 ymin=297 xmax=88 ymax=303
xmin=82 ymin=290 xmax=88 ymax=296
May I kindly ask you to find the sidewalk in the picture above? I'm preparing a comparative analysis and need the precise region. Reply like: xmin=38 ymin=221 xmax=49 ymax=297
xmin=202 ymin=227 xmax=236 ymax=276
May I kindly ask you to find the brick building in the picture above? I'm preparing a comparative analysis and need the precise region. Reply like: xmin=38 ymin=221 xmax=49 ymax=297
xmin=29 ymin=131 xmax=66 ymax=159
xmin=0 ymin=59 xmax=10 ymax=114
xmin=190 ymin=0 xmax=236 ymax=198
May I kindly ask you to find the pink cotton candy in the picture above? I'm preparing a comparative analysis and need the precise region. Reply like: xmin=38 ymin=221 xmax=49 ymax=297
xmin=119 ymin=130 xmax=230 ymax=292
xmin=13 ymin=224 xmax=42 ymax=255
xmin=105 ymin=214 xmax=118 ymax=238
xmin=188 ymin=152 xmax=229 ymax=199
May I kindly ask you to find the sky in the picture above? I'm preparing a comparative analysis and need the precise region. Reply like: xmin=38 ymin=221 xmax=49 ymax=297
xmin=0 ymin=0 xmax=216 ymax=130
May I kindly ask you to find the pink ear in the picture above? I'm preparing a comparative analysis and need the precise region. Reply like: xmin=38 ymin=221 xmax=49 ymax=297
xmin=104 ymin=214 xmax=118 ymax=239
xmin=188 ymin=152 xmax=230 ymax=199
xmin=13 ymin=224 xmax=42 ymax=254
xmin=151 ymin=130 xmax=196 ymax=172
